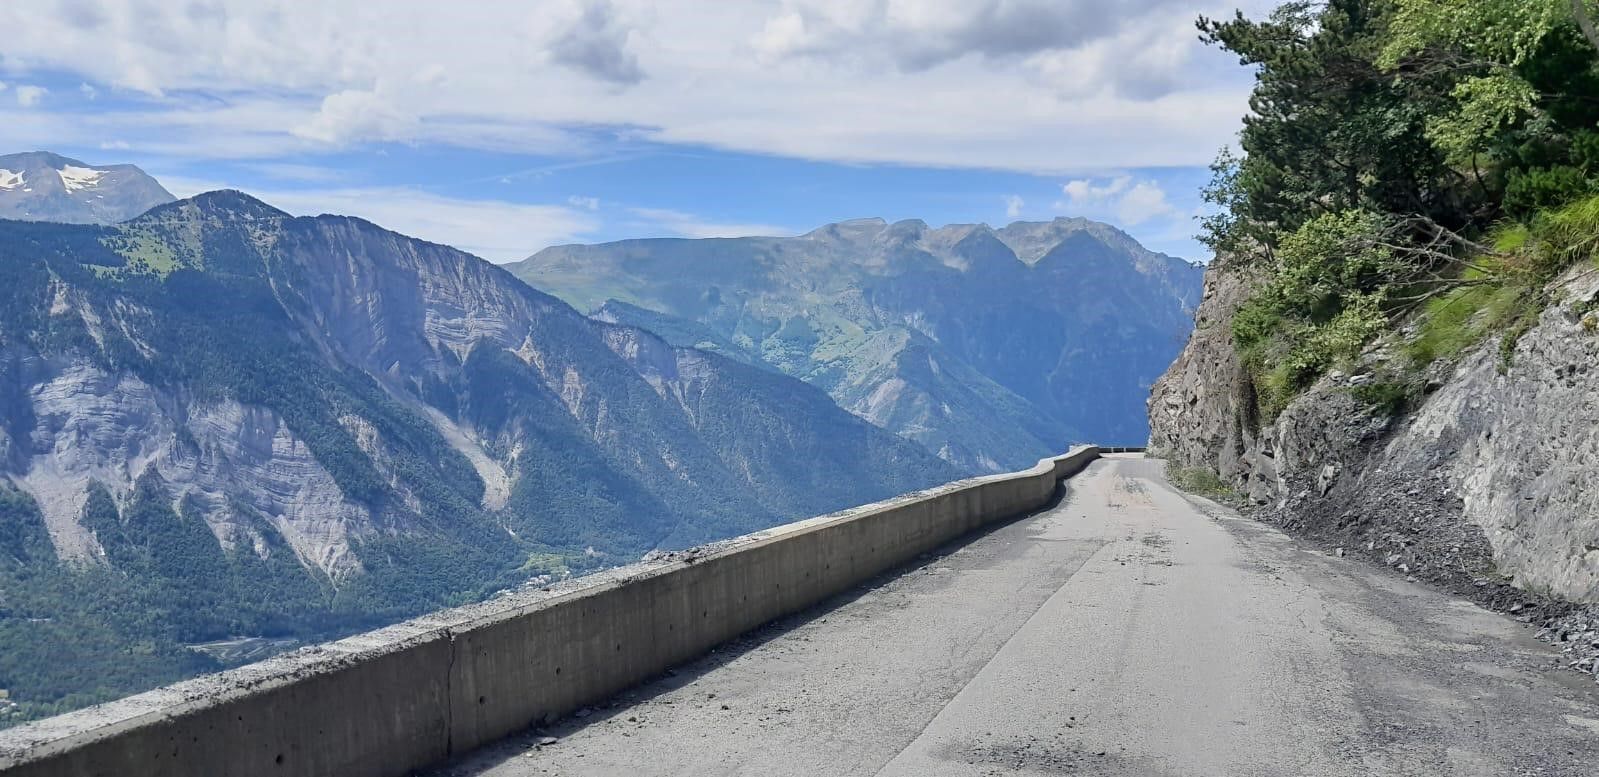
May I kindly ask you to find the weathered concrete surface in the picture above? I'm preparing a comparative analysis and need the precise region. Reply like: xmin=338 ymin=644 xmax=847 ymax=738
xmin=433 ymin=455 xmax=1599 ymax=777
xmin=0 ymin=448 xmax=1096 ymax=777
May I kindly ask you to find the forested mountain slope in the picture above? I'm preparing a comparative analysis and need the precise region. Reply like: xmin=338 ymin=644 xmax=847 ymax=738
xmin=0 ymin=191 xmax=955 ymax=724
xmin=514 ymin=217 xmax=1204 ymax=472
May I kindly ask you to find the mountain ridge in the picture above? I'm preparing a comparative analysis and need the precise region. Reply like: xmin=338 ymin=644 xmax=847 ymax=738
xmin=513 ymin=215 xmax=1203 ymax=471
xmin=0 ymin=188 xmax=957 ymax=724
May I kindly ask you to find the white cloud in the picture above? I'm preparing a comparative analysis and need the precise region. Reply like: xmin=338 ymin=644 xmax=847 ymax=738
xmin=161 ymin=177 xmax=600 ymax=262
xmin=293 ymin=86 xmax=418 ymax=146
xmin=628 ymin=207 xmax=795 ymax=239
xmin=0 ymin=0 xmax=1280 ymax=171
xmin=15 ymin=85 xmax=47 ymax=107
xmin=290 ymin=189 xmax=600 ymax=261
xmin=1062 ymin=176 xmax=1131 ymax=203
xmin=79 ymin=82 xmax=98 ymax=100
xmin=1003 ymin=194 xmax=1024 ymax=220
xmin=545 ymin=0 xmax=645 ymax=85
xmin=568 ymin=195 xmax=601 ymax=210
xmin=1113 ymin=180 xmax=1176 ymax=226
xmin=1058 ymin=175 xmax=1178 ymax=226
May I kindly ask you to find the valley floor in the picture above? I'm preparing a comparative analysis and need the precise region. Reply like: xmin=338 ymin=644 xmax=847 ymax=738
xmin=431 ymin=455 xmax=1599 ymax=776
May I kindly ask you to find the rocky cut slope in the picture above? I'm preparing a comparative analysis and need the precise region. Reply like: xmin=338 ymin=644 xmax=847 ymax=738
xmin=0 ymin=191 xmax=956 ymax=723
xmin=513 ymin=217 xmax=1204 ymax=473
xmin=1149 ymin=257 xmax=1599 ymax=676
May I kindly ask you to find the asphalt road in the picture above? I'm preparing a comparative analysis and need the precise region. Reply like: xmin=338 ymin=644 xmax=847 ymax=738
xmin=432 ymin=454 xmax=1599 ymax=776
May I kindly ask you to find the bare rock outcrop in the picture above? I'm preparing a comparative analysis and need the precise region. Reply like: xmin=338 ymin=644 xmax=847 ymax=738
xmin=1150 ymin=259 xmax=1599 ymax=609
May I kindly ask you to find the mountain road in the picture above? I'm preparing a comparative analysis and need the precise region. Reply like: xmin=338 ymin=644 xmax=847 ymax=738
xmin=432 ymin=454 xmax=1599 ymax=777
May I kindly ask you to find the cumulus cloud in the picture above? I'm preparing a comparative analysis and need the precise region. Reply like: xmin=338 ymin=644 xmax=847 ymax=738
xmin=15 ymin=85 xmax=47 ymax=107
xmin=1023 ymin=13 xmax=1200 ymax=99
xmin=1059 ymin=175 xmax=1178 ymax=226
xmin=1063 ymin=176 xmax=1131 ymax=203
xmin=0 ymin=0 xmax=1278 ymax=172
xmin=547 ymin=0 xmax=645 ymax=86
xmin=1113 ymin=181 xmax=1177 ymax=226
xmin=294 ymin=87 xmax=418 ymax=145
xmin=1004 ymin=194 xmax=1024 ymax=219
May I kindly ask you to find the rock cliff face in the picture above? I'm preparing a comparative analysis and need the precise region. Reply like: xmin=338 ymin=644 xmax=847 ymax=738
xmin=8 ymin=357 xmax=369 ymax=578
xmin=1150 ymin=260 xmax=1599 ymax=609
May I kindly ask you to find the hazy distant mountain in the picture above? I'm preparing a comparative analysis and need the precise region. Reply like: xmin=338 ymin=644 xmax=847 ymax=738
xmin=0 ymin=151 xmax=174 ymax=224
xmin=513 ymin=217 xmax=1205 ymax=472
xmin=0 ymin=191 xmax=954 ymax=723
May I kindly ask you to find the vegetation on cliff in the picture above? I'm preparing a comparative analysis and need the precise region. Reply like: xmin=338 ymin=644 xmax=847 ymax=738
xmin=1203 ymin=0 xmax=1599 ymax=420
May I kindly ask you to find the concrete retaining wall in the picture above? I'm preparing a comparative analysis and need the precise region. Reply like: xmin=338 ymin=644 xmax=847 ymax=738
xmin=0 ymin=446 xmax=1099 ymax=777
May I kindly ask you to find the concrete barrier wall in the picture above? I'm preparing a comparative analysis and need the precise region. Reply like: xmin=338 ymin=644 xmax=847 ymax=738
xmin=0 ymin=446 xmax=1100 ymax=777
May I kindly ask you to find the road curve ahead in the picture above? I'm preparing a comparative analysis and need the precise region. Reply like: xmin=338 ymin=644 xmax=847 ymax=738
xmin=433 ymin=455 xmax=1599 ymax=777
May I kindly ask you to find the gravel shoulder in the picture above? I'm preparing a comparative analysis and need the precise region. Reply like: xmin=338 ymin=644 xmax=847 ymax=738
xmin=430 ymin=455 xmax=1599 ymax=777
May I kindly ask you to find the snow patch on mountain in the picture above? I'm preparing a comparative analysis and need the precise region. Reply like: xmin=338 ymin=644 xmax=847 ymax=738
xmin=58 ymin=164 xmax=105 ymax=192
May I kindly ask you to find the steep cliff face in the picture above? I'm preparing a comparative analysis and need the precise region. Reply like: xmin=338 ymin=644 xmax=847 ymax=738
xmin=9 ymin=355 xmax=369 ymax=578
xmin=1148 ymin=262 xmax=1267 ymax=493
xmin=1150 ymin=260 xmax=1599 ymax=609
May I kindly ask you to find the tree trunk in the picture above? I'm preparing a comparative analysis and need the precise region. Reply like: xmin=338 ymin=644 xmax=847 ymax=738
xmin=1572 ymin=0 xmax=1599 ymax=55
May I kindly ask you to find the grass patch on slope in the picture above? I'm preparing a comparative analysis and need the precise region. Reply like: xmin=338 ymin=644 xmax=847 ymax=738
xmin=1405 ymin=196 xmax=1599 ymax=372
xmin=1168 ymin=465 xmax=1238 ymax=502
xmin=1405 ymin=274 xmax=1531 ymax=367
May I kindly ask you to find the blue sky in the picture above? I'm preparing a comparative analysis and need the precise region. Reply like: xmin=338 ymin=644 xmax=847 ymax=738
xmin=0 ymin=0 xmax=1274 ymax=263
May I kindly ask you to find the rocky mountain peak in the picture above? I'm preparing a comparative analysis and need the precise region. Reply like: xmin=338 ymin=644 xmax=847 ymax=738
xmin=0 ymin=150 xmax=174 ymax=224
xmin=136 ymin=189 xmax=290 ymax=225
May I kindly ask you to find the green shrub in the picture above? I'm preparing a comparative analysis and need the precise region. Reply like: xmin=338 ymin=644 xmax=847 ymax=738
xmin=1232 ymin=212 xmax=1397 ymax=422
xmin=1168 ymin=466 xmax=1236 ymax=501
xmin=1404 ymin=195 xmax=1599 ymax=370
xmin=1406 ymin=279 xmax=1528 ymax=366
xmin=1534 ymin=193 xmax=1599 ymax=272
xmin=1505 ymin=166 xmax=1593 ymax=216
